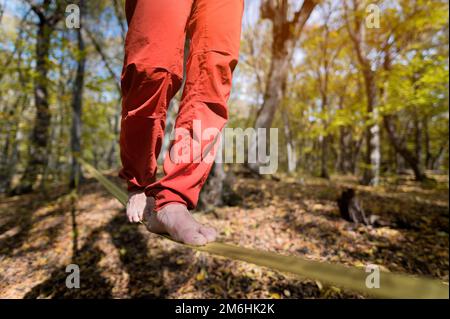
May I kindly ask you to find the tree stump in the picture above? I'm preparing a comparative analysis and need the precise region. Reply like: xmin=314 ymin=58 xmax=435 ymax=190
xmin=337 ymin=188 xmax=370 ymax=225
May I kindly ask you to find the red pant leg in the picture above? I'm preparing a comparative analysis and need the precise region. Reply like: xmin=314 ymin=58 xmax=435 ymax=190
xmin=146 ymin=0 xmax=245 ymax=210
xmin=119 ymin=0 xmax=193 ymax=192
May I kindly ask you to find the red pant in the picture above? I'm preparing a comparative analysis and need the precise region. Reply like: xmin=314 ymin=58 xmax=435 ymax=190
xmin=119 ymin=0 xmax=244 ymax=210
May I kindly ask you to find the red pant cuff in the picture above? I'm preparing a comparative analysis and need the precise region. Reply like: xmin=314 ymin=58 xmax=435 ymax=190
xmin=147 ymin=188 xmax=188 ymax=211
xmin=126 ymin=182 xmax=145 ymax=193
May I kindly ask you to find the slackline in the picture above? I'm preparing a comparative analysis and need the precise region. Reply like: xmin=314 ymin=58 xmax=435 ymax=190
xmin=79 ymin=158 xmax=449 ymax=299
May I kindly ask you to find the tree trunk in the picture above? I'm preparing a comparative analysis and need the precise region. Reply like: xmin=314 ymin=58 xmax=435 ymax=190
xmin=319 ymin=95 xmax=330 ymax=179
xmin=248 ymin=55 xmax=290 ymax=173
xmin=337 ymin=94 xmax=353 ymax=174
xmin=338 ymin=126 xmax=353 ymax=174
xmin=351 ymin=135 xmax=364 ymax=175
xmin=198 ymin=162 xmax=226 ymax=210
xmin=70 ymin=0 xmax=86 ymax=189
xmin=248 ymin=0 xmax=317 ymax=172
xmin=320 ymin=135 xmax=329 ymax=179
xmin=13 ymin=2 xmax=62 ymax=194
xmin=198 ymin=161 xmax=243 ymax=210
xmin=282 ymin=108 xmax=296 ymax=173
xmin=424 ymin=116 xmax=432 ymax=170
xmin=413 ymin=111 xmax=425 ymax=171
xmin=381 ymin=50 xmax=427 ymax=181
xmin=383 ymin=115 xmax=427 ymax=181
xmin=107 ymin=107 xmax=121 ymax=168
xmin=344 ymin=1 xmax=381 ymax=185
xmin=346 ymin=130 xmax=355 ymax=174
xmin=396 ymin=152 xmax=407 ymax=174
xmin=14 ymin=21 xmax=53 ymax=194
xmin=0 ymin=95 xmax=24 ymax=193
xmin=361 ymin=70 xmax=381 ymax=186
xmin=430 ymin=143 xmax=447 ymax=171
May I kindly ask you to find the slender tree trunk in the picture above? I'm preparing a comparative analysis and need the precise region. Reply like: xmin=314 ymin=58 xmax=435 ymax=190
xmin=107 ymin=106 xmax=121 ymax=168
xmin=70 ymin=0 xmax=86 ymax=188
xmin=413 ymin=111 xmax=425 ymax=171
xmin=318 ymin=46 xmax=331 ymax=178
xmin=381 ymin=50 xmax=427 ymax=181
xmin=430 ymin=143 xmax=447 ymax=171
xmin=15 ymin=21 xmax=53 ymax=194
xmin=338 ymin=127 xmax=353 ymax=174
xmin=424 ymin=116 xmax=433 ymax=170
xmin=361 ymin=70 xmax=381 ymax=185
xmin=337 ymin=128 xmax=344 ymax=173
xmin=0 ymin=128 xmax=12 ymax=192
xmin=336 ymin=94 xmax=352 ymax=174
xmin=282 ymin=107 xmax=296 ymax=173
xmin=198 ymin=162 xmax=226 ymax=210
xmin=319 ymin=95 xmax=329 ymax=179
xmin=0 ymin=3 xmax=4 ymax=23
xmin=383 ymin=115 xmax=427 ymax=181
xmin=344 ymin=1 xmax=381 ymax=185
xmin=0 ymin=95 xmax=24 ymax=193
xmin=395 ymin=152 xmax=405 ymax=174
xmin=320 ymin=135 xmax=329 ymax=179
xmin=13 ymin=2 xmax=62 ymax=194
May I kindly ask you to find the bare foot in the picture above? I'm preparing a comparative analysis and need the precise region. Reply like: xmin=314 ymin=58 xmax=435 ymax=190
xmin=143 ymin=203 xmax=217 ymax=246
xmin=126 ymin=191 xmax=154 ymax=223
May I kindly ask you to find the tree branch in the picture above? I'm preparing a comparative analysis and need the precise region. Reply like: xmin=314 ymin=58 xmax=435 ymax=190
xmin=84 ymin=26 xmax=121 ymax=94
xmin=24 ymin=0 xmax=65 ymax=25
xmin=260 ymin=0 xmax=276 ymax=20
xmin=24 ymin=0 xmax=46 ymax=22
xmin=291 ymin=0 xmax=318 ymax=26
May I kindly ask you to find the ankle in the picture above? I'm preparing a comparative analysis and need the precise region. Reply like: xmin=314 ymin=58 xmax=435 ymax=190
xmin=128 ymin=190 xmax=144 ymax=196
xmin=156 ymin=202 xmax=187 ymax=214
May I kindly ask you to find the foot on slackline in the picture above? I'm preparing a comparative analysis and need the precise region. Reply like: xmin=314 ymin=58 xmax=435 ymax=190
xmin=142 ymin=202 xmax=217 ymax=246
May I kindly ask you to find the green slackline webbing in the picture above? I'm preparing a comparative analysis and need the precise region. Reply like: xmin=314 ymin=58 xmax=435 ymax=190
xmin=78 ymin=158 xmax=449 ymax=299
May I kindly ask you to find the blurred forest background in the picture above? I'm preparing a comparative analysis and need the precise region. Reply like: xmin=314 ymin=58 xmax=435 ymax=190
xmin=0 ymin=0 xmax=448 ymax=299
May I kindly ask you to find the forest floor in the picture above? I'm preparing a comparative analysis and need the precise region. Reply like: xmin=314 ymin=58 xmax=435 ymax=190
xmin=0 ymin=171 xmax=448 ymax=298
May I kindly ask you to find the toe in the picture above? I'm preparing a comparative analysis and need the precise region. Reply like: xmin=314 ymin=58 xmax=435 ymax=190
xmin=128 ymin=210 xmax=139 ymax=223
xmin=182 ymin=229 xmax=208 ymax=246
xmin=137 ymin=210 xmax=144 ymax=222
xmin=126 ymin=209 xmax=134 ymax=223
xmin=132 ymin=213 xmax=141 ymax=223
xmin=199 ymin=226 xmax=217 ymax=242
